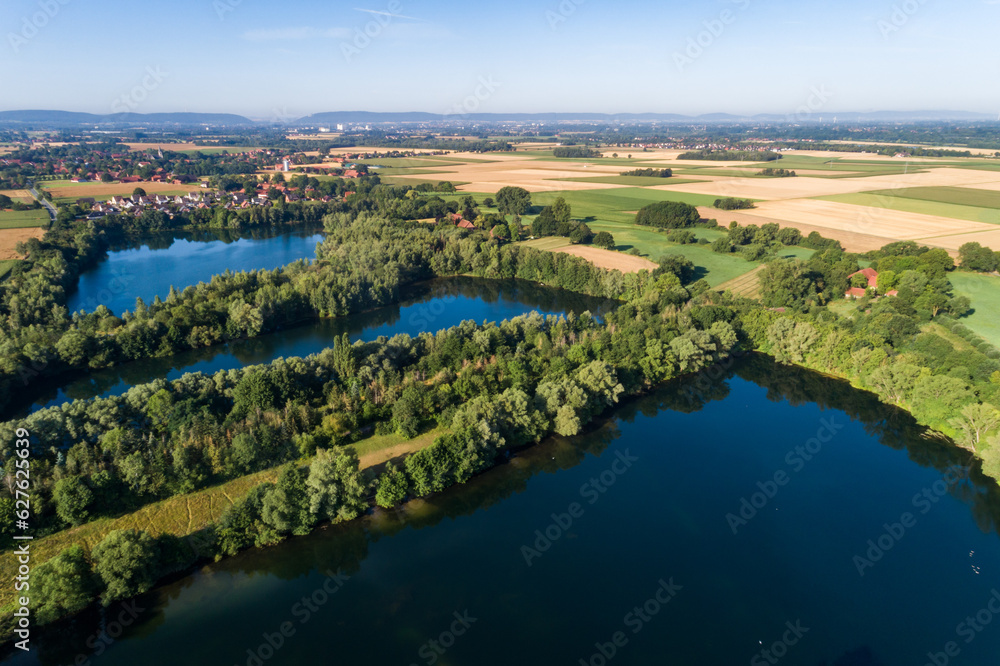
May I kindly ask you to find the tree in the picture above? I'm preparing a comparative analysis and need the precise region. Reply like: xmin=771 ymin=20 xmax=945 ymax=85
xmin=53 ymin=476 xmax=94 ymax=526
xmin=495 ymin=186 xmax=531 ymax=216
xmin=767 ymin=319 xmax=819 ymax=364
xmin=483 ymin=197 xmax=494 ymax=208
xmin=958 ymin=242 xmax=999 ymax=273
xmin=262 ymin=464 xmax=312 ymax=535
xmin=593 ymin=231 xmax=615 ymax=249
xmin=91 ymin=529 xmax=159 ymax=604
xmin=100 ymin=172 xmax=114 ymax=183
xmin=30 ymin=545 xmax=99 ymax=624
xmin=306 ymin=448 xmax=369 ymax=523
xmin=550 ymin=196 xmax=571 ymax=224
xmin=0 ymin=194 xmax=11 ymax=209
xmin=132 ymin=187 xmax=147 ymax=198
xmin=375 ymin=464 xmax=409 ymax=508
xmin=950 ymin=403 xmax=1000 ymax=452
xmin=759 ymin=260 xmax=816 ymax=310
xmin=569 ymin=222 xmax=593 ymax=244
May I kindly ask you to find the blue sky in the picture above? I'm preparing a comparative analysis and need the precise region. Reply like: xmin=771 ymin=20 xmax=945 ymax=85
xmin=2 ymin=0 xmax=998 ymax=118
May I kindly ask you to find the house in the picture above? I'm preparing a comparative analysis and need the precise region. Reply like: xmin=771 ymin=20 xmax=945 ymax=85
xmin=845 ymin=268 xmax=897 ymax=299
xmin=457 ymin=219 xmax=475 ymax=230
xmin=76 ymin=197 xmax=96 ymax=207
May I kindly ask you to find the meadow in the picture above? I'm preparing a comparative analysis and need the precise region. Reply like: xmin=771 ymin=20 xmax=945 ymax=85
xmin=948 ymin=271 xmax=1000 ymax=348
xmin=0 ymin=208 xmax=48 ymax=228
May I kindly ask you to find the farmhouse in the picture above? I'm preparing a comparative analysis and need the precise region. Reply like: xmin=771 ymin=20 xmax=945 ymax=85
xmin=845 ymin=268 xmax=898 ymax=299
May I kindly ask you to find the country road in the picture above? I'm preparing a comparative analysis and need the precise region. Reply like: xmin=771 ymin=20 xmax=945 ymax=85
xmin=27 ymin=179 xmax=57 ymax=224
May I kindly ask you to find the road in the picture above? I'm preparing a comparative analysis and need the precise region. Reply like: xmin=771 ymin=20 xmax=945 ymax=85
xmin=27 ymin=180 xmax=57 ymax=224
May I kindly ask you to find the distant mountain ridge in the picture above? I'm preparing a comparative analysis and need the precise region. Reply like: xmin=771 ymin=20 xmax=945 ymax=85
xmin=0 ymin=109 xmax=995 ymax=127
xmin=0 ymin=110 xmax=255 ymax=125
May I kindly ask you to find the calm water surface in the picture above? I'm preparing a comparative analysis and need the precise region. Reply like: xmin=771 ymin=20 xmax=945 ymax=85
xmin=7 ymin=358 xmax=1000 ymax=666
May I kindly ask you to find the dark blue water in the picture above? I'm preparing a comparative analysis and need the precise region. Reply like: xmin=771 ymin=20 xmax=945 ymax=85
xmin=67 ymin=228 xmax=324 ymax=315
xmin=10 ymin=358 xmax=1000 ymax=666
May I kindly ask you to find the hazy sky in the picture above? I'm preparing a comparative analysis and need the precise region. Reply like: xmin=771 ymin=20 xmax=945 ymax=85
xmin=3 ymin=0 xmax=998 ymax=118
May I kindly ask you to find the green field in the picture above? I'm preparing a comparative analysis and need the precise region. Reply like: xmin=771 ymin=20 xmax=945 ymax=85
xmin=531 ymin=188 xmax=727 ymax=222
xmin=817 ymin=192 xmax=1000 ymax=224
xmin=557 ymin=176 xmax=705 ymax=187
xmin=0 ymin=260 xmax=18 ymax=281
xmin=949 ymin=271 xmax=1000 ymax=348
xmin=0 ymin=209 xmax=48 ymax=228
xmin=865 ymin=186 xmax=1000 ymax=209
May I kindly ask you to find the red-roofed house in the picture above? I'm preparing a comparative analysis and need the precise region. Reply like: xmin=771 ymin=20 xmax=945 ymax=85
xmin=457 ymin=219 xmax=475 ymax=230
xmin=845 ymin=268 xmax=897 ymax=299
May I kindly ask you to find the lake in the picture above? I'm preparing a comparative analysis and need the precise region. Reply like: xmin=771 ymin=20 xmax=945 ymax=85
xmin=19 ymin=277 xmax=616 ymax=417
xmin=66 ymin=227 xmax=325 ymax=316
xmin=8 ymin=357 xmax=1000 ymax=666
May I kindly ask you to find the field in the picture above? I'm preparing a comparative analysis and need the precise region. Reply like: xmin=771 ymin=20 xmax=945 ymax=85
xmin=0 ymin=189 xmax=33 ymax=203
xmin=0 ymin=227 xmax=45 ymax=259
xmin=819 ymin=191 xmax=1000 ymax=224
xmin=0 ymin=260 xmax=17 ymax=280
xmin=715 ymin=265 xmax=766 ymax=299
xmin=394 ymin=148 xmax=1000 ymax=253
xmin=948 ymin=272 xmax=1000 ymax=348
xmin=520 ymin=237 xmax=657 ymax=273
xmin=40 ymin=180 xmax=200 ymax=203
xmin=0 ymin=209 xmax=48 ymax=229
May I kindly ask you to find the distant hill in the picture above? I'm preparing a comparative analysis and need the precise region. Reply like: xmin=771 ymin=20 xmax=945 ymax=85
xmin=0 ymin=109 xmax=995 ymax=127
xmin=294 ymin=110 xmax=997 ymax=125
xmin=0 ymin=110 xmax=254 ymax=126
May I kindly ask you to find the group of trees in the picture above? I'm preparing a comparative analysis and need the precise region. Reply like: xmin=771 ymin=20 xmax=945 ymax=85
xmin=756 ymin=168 xmax=796 ymax=177
xmin=677 ymin=150 xmax=782 ymax=162
xmin=634 ymin=201 xmax=701 ymax=229
xmin=714 ymin=198 xmax=756 ymax=210
xmin=710 ymin=221 xmax=804 ymax=262
xmin=959 ymin=241 xmax=1000 ymax=273
xmin=620 ymin=168 xmax=672 ymax=178
xmin=552 ymin=147 xmax=603 ymax=159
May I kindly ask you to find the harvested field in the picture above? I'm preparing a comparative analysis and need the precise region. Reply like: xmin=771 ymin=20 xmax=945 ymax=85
xmin=716 ymin=265 xmax=765 ymax=299
xmin=521 ymin=237 xmax=656 ymax=273
xmin=696 ymin=206 xmax=904 ymax=254
xmin=41 ymin=181 xmax=202 ymax=200
xmin=0 ymin=189 xmax=33 ymax=203
xmin=0 ymin=227 xmax=46 ymax=259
